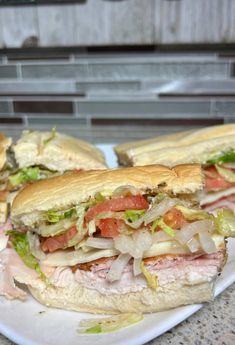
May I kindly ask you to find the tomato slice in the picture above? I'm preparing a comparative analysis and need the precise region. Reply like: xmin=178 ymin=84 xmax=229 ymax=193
xmin=42 ymin=226 xmax=77 ymax=253
xmin=85 ymin=195 xmax=149 ymax=222
xmin=204 ymin=166 xmax=234 ymax=192
xmin=98 ymin=218 xmax=125 ymax=238
xmin=163 ymin=208 xmax=186 ymax=229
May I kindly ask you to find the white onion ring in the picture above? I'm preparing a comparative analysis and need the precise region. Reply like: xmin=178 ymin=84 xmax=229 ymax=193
xmin=27 ymin=232 xmax=46 ymax=260
xmin=187 ymin=237 xmax=201 ymax=253
xmin=198 ymin=231 xmax=217 ymax=254
xmin=133 ymin=258 xmax=142 ymax=276
xmin=107 ymin=253 xmax=131 ymax=282
xmin=86 ymin=237 xmax=114 ymax=249
xmin=175 ymin=220 xmax=215 ymax=245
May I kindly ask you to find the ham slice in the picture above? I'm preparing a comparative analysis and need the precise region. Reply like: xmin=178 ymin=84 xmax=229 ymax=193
xmin=73 ymin=251 xmax=225 ymax=295
xmin=0 ymin=248 xmax=40 ymax=300
xmin=203 ymin=194 xmax=235 ymax=213
xmin=0 ymin=218 xmax=12 ymax=252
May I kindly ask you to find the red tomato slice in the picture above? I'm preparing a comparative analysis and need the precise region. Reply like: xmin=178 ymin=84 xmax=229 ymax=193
xmin=42 ymin=226 xmax=77 ymax=253
xmin=85 ymin=195 xmax=149 ymax=222
xmin=98 ymin=218 xmax=125 ymax=238
xmin=204 ymin=166 xmax=234 ymax=192
xmin=163 ymin=208 xmax=186 ymax=229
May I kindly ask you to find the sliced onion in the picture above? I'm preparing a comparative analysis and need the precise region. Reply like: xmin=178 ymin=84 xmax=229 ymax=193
xmin=143 ymin=198 xmax=179 ymax=225
xmin=107 ymin=253 xmax=131 ymax=282
xmin=114 ymin=229 xmax=152 ymax=259
xmin=86 ymin=237 xmax=114 ymax=249
xmin=38 ymin=219 xmax=76 ymax=237
xmin=133 ymin=258 xmax=142 ymax=276
xmin=198 ymin=231 xmax=217 ymax=254
xmin=113 ymin=185 xmax=140 ymax=197
xmin=175 ymin=220 xmax=215 ymax=245
xmin=187 ymin=237 xmax=201 ymax=253
xmin=27 ymin=231 xmax=46 ymax=260
xmin=88 ymin=219 xmax=96 ymax=236
xmin=124 ymin=198 xmax=178 ymax=229
xmin=152 ymin=230 xmax=173 ymax=242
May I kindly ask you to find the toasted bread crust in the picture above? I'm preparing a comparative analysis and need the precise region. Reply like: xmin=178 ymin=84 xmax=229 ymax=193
xmin=0 ymin=133 xmax=12 ymax=171
xmin=29 ymin=280 xmax=214 ymax=314
xmin=13 ymin=130 xmax=107 ymax=172
xmin=115 ymin=124 xmax=235 ymax=166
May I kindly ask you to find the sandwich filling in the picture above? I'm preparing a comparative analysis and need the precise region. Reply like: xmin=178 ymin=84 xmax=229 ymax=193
xmin=200 ymin=149 xmax=235 ymax=212
xmin=1 ymin=186 xmax=235 ymax=299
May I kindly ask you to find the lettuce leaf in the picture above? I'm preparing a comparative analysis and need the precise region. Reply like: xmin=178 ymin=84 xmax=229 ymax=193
xmin=150 ymin=218 xmax=175 ymax=237
xmin=140 ymin=261 xmax=158 ymax=289
xmin=79 ymin=313 xmax=143 ymax=334
xmin=175 ymin=205 xmax=212 ymax=221
xmin=9 ymin=167 xmax=40 ymax=187
xmin=124 ymin=209 xmax=146 ymax=223
xmin=215 ymin=208 xmax=235 ymax=237
xmin=215 ymin=165 xmax=235 ymax=183
xmin=46 ymin=208 xmax=76 ymax=223
xmin=207 ymin=150 xmax=235 ymax=165
xmin=7 ymin=230 xmax=46 ymax=279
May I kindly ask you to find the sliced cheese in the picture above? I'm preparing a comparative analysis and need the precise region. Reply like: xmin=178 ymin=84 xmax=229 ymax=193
xmin=41 ymin=235 xmax=225 ymax=267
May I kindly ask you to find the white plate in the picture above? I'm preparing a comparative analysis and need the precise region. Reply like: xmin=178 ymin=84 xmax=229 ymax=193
xmin=1 ymin=144 xmax=235 ymax=345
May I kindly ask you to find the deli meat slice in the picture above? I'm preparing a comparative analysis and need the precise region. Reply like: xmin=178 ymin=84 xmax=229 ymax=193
xmin=203 ymin=194 xmax=235 ymax=213
xmin=0 ymin=248 xmax=40 ymax=300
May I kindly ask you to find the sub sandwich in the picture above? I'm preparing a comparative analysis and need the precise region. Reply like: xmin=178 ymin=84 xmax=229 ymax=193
xmin=1 ymin=165 xmax=234 ymax=314
xmin=0 ymin=130 xmax=106 ymax=223
xmin=115 ymin=124 xmax=235 ymax=212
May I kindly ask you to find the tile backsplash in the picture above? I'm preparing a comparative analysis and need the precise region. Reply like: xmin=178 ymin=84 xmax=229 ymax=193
xmin=0 ymin=50 xmax=234 ymax=143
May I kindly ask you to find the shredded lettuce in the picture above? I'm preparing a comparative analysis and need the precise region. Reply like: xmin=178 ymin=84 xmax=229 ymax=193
xmin=215 ymin=208 xmax=235 ymax=237
xmin=175 ymin=205 xmax=211 ymax=221
xmin=140 ymin=261 xmax=158 ymax=290
xmin=7 ymin=230 xmax=46 ymax=279
xmin=207 ymin=150 xmax=235 ymax=165
xmin=124 ymin=209 xmax=146 ymax=223
xmin=79 ymin=313 xmax=143 ymax=334
xmin=9 ymin=167 xmax=40 ymax=186
xmin=150 ymin=218 xmax=175 ymax=237
xmin=215 ymin=165 xmax=235 ymax=183
xmin=46 ymin=208 xmax=76 ymax=223
xmin=43 ymin=127 xmax=57 ymax=145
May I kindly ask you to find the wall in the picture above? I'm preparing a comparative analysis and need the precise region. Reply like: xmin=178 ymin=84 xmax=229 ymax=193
xmin=0 ymin=0 xmax=235 ymax=48
xmin=0 ymin=50 xmax=234 ymax=143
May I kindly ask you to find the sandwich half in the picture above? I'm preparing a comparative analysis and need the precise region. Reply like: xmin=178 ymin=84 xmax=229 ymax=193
xmin=1 ymin=165 xmax=234 ymax=314
xmin=115 ymin=124 xmax=235 ymax=212
xmin=0 ymin=130 xmax=106 ymax=224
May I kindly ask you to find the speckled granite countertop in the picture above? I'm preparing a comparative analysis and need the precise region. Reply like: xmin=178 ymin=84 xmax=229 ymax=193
xmin=1 ymin=283 xmax=234 ymax=345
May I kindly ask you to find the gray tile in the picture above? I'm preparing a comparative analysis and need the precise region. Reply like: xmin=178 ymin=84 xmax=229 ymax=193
xmin=27 ymin=116 xmax=87 ymax=126
xmin=87 ymin=62 xmax=229 ymax=80
xmin=149 ymin=62 xmax=229 ymax=79
xmin=75 ymin=100 xmax=211 ymax=117
xmin=75 ymin=81 xmax=140 ymax=92
xmin=0 ymin=101 xmax=11 ymax=114
xmin=21 ymin=61 xmax=229 ymax=80
xmin=155 ymin=80 xmax=235 ymax=95
xmin=21 ymin=64 xmax=88 ymax=79
xmin=0 ymin=80 xmax=75 ymax=93
xmin=214 ymin=101 xmax=235 ymax=116
xmin=0 ymin=65 xmax=17 ymax=78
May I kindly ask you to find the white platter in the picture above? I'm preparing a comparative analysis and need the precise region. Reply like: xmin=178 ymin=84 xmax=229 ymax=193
xmin=0 ymin=144 xmax=235 ymax=345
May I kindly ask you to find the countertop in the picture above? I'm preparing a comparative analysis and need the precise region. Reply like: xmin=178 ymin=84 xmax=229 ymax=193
xmin=1 ymin=282 xmax=234 ymax=345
